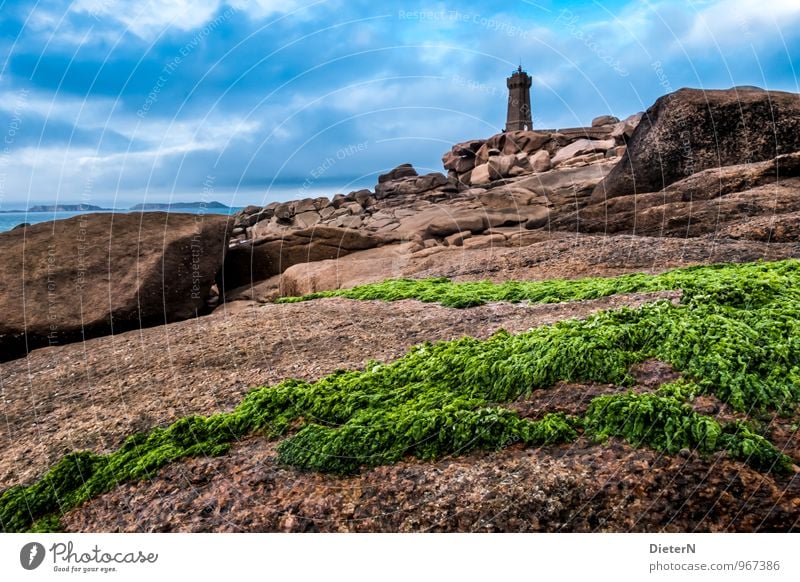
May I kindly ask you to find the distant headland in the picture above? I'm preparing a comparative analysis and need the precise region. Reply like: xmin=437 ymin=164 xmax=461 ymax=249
xmin=129 ymin=201 xmax=230 ymax=211
xmin=1 ymin=201 xmax=231 ymax=213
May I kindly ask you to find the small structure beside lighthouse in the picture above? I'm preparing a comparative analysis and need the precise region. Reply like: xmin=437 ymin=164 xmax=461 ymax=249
xmin=505 ymin=66 xmax=533 ymax=132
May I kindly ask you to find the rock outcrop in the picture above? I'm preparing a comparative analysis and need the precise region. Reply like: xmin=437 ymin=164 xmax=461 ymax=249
xmin=557 ymin=152 xmax=800 ymax=240
xmin=0 ymin=212 xmax=230 ymax=361
xmin=222 ymin=225 xmax=390 ymax=290
xmin=442 ymin=120 xmax=632 ymax=189
xmin=223 ymin=86 xmax=800 ymax=303
xmin=592 ymin=87 xmax=800 ymax=201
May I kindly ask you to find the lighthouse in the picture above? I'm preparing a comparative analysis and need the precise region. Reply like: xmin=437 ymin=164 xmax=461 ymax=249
xmin=505 ymin=66 xmax=533 ymax=132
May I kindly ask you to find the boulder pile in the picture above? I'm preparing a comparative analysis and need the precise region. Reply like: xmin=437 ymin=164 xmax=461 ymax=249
xmin=441 ymin=114 xmax=640 ymax=188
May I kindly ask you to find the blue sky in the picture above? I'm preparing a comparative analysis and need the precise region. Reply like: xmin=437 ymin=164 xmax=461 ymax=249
xmin=0 ymin=0 xmax=798 ymax=208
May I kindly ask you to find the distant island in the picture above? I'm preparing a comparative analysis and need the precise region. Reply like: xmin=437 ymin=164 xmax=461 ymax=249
xmin=1 ymin=201 xmax=231 ymax=213
xmin=129 ymin=201 xmax=230 ymax=211
xmin=26 ymin=204 xmax=111 ymax=212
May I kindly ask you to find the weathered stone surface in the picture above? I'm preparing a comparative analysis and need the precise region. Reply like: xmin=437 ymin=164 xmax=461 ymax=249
xmin=524 ymin=207 xmax=551 ymax=229
xmin=558 ymin=153 xmax=800 ymax=240
xmin=336 ymin=215 xmax=363 ymax=229
xmin=462 ymin=233 xmax=506 ymax=249
xmin=294 ymin=198 xmax=317 ymax=214
xmin=530 ymin=150 xmax=551 ymax=172
xmin=0 ymin=213 xmax=231 ymax=361
xmin=444 ymin=231 xmax=472 ymax=246
xmin=610 ymin=113 xmax=642 ymax=142
xmin=222 ymin=225 xmax=386 ymax=289
xmin=470 ymin=163 xmax=494 ymax=185
xmin=489 ymin=154 xmax=519 ymax=178
xmin=274 ymin=202 xmax=295 ymax=221
xmin=475 ymin=144 xmax=502 ymax=165
xmin=374 ymin=172 xmax=448 ymax=199
xmin=395 ymin=206 xmax=488 ymax=239
xmin=558 ymin=152 xmax=606 ymax=168
xmin=477 ymin=186 xmax=544 ymax=209
xmin=378 ymin=163 xmax=417 ymax=183
xmin=591 ymin=115 xmax=619 ymax=127
xmin=353 ymin=190 xmax=372 ymax=207
xmin=551 ymin=139 xmax=616 ymax=167
xmin=313 ymin=196 xmax=331 ymax=210
xmin=294 ymin=211 xmax=321 ymax=229
xmin=593 ymin=87 xmax=800 ymax=201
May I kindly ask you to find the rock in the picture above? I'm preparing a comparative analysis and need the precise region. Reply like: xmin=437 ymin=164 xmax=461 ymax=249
xmin=513 ymin=161 xmax=617 ymax=196
xmin=337 ymin=215 xmax=363 ymax=229
xmin=559 ymin=153 xmax=800 ymax=239
xmin=530 ymin=150 xmax=551 ymax=172
xmin=368 ymin=217 xmax=396 ymax=230
xmin=378 ymin=163 xmax=417 ymax=183
xmin=353 ymin=189 xmax=372 ymax=207
xmin=611 ymin=113 xmax=642 ymax=143
xmin=591 ymin=115 xmax=619 ymax=127
xmin=241 ymin=205 xmax=261 ymax=216
xmin=488 ymin=154 xmax=519 ymax=178
xmin=470 ymin=163 xmax=494 ymax=185
xmin=551 ymin=139 xmax=616 ymax=167
xmin=524 ymin=207 xmax=551 ymax=229
xmin=294 ymin=198 xmax=317 ymax=214
xmin=0 ymin=213 xmax=231 ymax=361
xmin=475 ymin=144 xmax=503 ymax=164
xmin=278 ymin=243 xmax=420 ymax=297
xmin=376 ymin=172 xmax=449 ymax=198
xmin=331 ymin=194 xmax=347 ymax=208
xmin=294 ymin=211 xmax=321 ymax=229
xmin=507 ymin=230 xmax=551 ymax=246
xmin=414 ymin=172 xmax=448 ymax=192
xmin=395 ymin=206 xmax=488 ymax=239
xmin=10 ymin=222 xmax=30 ymax=231
xmin=444 ymin=231 xmax=472 ymax=246
xmin=462 ymin=233 xmax=506 ymax=250
xmin=518 ymin=132 xmax=551 ymax=154
xmin=592 ymin=87 xmax=800 ymax=201
xmin=319 ymin=206 xmax=336 ymax=220
xmin=343 ymin=202 xmax=363 ymax=215
xmin=222 ymin=225 xmax=386 ymax=289
xmin=558 ymin=152 xmax=606 ymax=168
xmin=377 ymin=221 xmax=400 ymax=233
xmin=313 ymin=196 xmax=331 ymax=210
xmin=425 ymin=210 xmax=487 ymax=237
xmin=274 ymin=202 xmax=295 ymax=221
xmin=478 ymin=187 xmax=544 ymax=209
xmin=610 ymin=145 xmax=627 ymax=158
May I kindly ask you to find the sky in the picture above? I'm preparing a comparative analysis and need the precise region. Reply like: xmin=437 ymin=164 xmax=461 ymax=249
xmin=0 ymin=0 xmax=798 ymax=209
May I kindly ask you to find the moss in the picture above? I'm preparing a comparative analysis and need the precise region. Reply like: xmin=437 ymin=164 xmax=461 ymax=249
xmin=2 ymin=259 xmax=799 ymax=532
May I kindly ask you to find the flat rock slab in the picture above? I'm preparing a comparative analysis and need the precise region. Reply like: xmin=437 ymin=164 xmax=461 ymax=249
xmin=1 ymin=291 xmax=678 ymax=490
xmin=61 ymin=434 xmax=799 ymax=532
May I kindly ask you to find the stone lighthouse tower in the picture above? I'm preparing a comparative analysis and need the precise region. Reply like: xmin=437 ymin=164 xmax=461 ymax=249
xmin=505 ymin=66 xmax=533 ymax=132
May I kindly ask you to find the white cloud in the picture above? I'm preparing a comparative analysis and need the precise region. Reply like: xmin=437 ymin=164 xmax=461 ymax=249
xmin=683 ymin=0 xmax=800 ymax=50
xmin=71 ymin=0 xmax=222 ymax=40
xmin=68 ymin=0 xmax=325 ymax=41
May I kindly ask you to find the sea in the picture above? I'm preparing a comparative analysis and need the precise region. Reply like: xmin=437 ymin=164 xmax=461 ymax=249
xmin=0 ymin=208 xmax=243 ymax=233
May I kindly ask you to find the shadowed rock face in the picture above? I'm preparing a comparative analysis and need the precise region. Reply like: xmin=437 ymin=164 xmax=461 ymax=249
xmin=0 ymin=212 xmax=230 ymax=362
xmin=592 ymin=87 xmax=800 ymax=201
